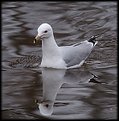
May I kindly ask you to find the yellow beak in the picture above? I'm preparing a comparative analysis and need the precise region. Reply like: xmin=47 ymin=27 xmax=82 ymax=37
xmin=33 ymin=35 xmax=41 ymax=44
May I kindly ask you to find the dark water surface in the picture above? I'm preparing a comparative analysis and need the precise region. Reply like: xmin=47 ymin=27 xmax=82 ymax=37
xmin=2 ymin=2 xmax=117 ymax=119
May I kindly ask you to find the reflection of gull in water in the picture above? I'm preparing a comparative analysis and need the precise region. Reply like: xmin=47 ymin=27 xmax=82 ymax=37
xmin=34 ymin=23 xmax=98 ymax=69
xmin=38 ymin=68 xmax=66 ymax=116
xmin=37 ymin=68 xmax=96 ymax=116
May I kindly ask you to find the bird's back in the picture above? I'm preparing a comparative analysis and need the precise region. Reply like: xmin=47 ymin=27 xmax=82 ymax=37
xmin=60 ymin=40 xmax=95 ymax=68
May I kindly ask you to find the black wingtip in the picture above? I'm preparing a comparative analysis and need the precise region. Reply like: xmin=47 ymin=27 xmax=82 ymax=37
xmin=88 ymin=36 xmax=97 ymax=45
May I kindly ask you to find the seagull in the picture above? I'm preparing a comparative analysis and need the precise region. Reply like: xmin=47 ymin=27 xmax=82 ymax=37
xmin=34 ymin=23 xmax=98 ymax=69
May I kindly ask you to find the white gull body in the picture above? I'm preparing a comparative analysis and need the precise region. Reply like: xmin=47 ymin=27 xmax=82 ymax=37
xmin=34 ymin=23 xmax=98 ymax=69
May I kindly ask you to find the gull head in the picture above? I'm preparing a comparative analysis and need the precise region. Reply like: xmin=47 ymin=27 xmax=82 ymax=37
xmin=34 ymin=23 xmax=53 ymax=43
xmin=38 ymin=100 xmax=53 ymax=116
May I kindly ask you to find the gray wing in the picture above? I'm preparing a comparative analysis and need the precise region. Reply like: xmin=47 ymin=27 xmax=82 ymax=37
xmin=60 ymin=40 xmax=95 ymax=67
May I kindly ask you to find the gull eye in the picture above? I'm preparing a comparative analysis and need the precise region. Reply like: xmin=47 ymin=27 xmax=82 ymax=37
xmin=44 ymin=30 xmax=48 ymax=33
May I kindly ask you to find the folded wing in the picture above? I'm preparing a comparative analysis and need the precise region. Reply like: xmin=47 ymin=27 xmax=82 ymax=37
xmin=60 ymin=40 xmax=97 ymax=68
